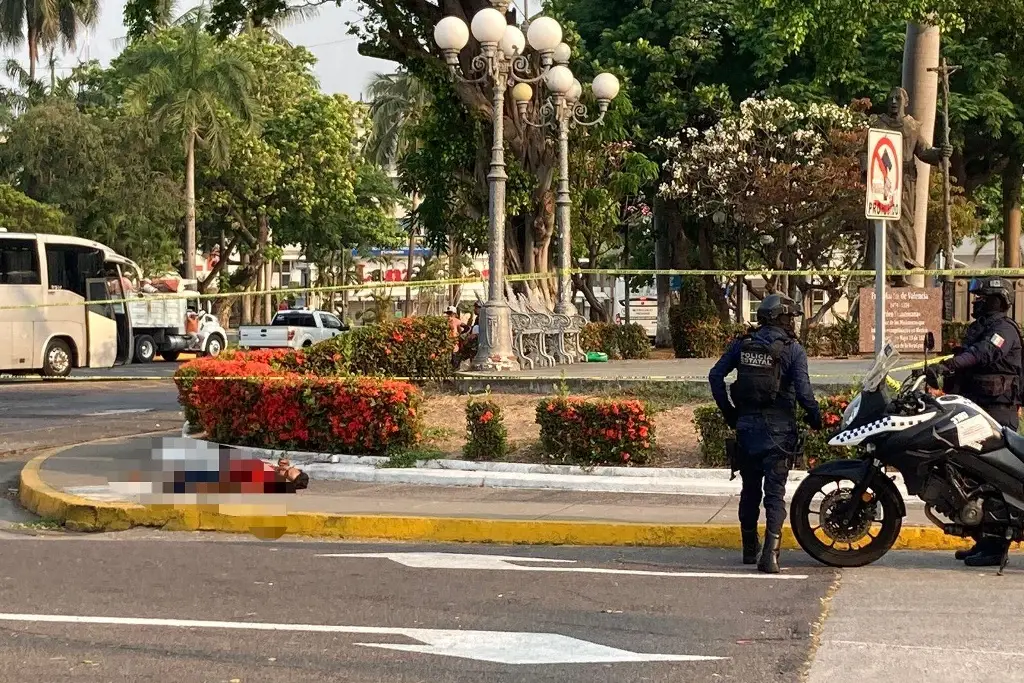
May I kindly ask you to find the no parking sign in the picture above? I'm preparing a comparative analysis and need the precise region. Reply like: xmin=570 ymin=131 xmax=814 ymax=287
xmin=865 ymin=128 xmax=904 ymax=221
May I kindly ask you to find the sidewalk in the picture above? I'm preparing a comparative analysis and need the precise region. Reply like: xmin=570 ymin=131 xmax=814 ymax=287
xmin=19 ymin=437 xmax=969 ymax=551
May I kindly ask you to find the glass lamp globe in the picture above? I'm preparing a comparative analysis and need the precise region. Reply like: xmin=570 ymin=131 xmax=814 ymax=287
xmin=511 ymin=82 xmax=533 ymax=103
xmin=500 ymin=25 xmax=526 ymax=57
xmin=434 ymin=16 xmax=470 ymax=51
xmin=470 ymin=7 xmax=507 ymax=44
xmin=592 ymin=72 xmax=620 ymax=101
xmin=553 ymin=42 xmax=572 ymax=64
xmin=544 ymin=65 xmax=574 ymax=95
xmin=526 ymin=16 xmax=562 ymax=52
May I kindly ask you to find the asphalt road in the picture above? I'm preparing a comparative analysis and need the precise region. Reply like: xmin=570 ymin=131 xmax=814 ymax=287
xmin=1 ymin=533 xmax=1022 ymax=683
xmin=0 ymin=536 xmax=835 ymax=683
xmin=0 ymin=381 xmax=180 ymax=455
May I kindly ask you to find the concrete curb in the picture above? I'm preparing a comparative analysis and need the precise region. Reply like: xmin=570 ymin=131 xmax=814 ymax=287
xmin=193 ymin=435 xmax=916 ymax=503
xmin=18 ymin=446 xmax=971 ymax=551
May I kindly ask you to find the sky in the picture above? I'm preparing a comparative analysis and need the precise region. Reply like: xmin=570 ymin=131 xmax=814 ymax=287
xmin=1 ymin=0 xmax=543 ymax=99
xmin=1 ymin=1 xmax=399 ymax=99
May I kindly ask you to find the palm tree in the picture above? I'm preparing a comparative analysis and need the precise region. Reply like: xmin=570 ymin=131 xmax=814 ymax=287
xmin=120 ymin=10 xmax=256 ymax=280
xmin=0 ymin=0 xmax=99 ymax=80
xmin=364 ymin=71 xmax=429 ymax=314
xmin=363 ymin=70 xmax=429 ymax=169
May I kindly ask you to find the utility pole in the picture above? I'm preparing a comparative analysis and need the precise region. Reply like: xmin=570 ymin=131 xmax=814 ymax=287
xmin=928 ymin=58 xmax=961 ymax=282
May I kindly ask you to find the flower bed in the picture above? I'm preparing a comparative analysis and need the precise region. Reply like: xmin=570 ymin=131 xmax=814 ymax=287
xmin=175 ymin=353 xmax=421 ymax=454
xmin=692 ymin=392 xmax=855 ymax=468
xmin=536 ymin=396 xmax=655 ymax=465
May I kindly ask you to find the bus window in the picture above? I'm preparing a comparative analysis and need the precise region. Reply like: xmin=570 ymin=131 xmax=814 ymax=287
xmin=0 ymin=239 xmax=41 ymax=285
xmin=46 ymin=245 xmax=104 ymax=296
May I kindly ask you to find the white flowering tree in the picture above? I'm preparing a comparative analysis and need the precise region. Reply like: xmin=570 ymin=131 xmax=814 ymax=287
xmin=655 ymin=96 xmax=870 ymax=330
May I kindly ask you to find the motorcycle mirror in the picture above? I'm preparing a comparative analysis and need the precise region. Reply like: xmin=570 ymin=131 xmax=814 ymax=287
xmin=924 ymin=332 xmax=935 ymax=352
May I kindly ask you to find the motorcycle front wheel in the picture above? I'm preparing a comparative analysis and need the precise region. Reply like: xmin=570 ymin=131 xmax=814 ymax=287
xmin=790 ymin=473 xmax=903 ymax=568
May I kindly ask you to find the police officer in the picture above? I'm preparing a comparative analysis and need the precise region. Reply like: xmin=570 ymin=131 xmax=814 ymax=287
xmin=709 ymin=294 xmax=823 ymax=574
xmin=928 ymin=276 xmax=1023 ymax=566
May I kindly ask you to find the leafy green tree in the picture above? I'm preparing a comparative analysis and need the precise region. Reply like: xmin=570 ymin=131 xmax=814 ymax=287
xmin=118 ymin=11 xmax=257 ymax=279
xmin=0 ymin=100 xmax=183 ymax=272
xmin=0 ymin=182 xmax=69 ymax=233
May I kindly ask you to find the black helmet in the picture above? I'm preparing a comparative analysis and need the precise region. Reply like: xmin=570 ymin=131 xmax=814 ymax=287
xmin=970 ymin=277 xmax=1013 ymax=310
xmin=756 ymin=293 xmax=802 ymax=326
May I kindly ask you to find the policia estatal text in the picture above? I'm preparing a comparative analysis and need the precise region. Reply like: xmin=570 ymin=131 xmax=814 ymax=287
xmin=928 ymin=276 xmax=1024 ymax=567
xmin=709 ymin=295 xmax=822 ymax=574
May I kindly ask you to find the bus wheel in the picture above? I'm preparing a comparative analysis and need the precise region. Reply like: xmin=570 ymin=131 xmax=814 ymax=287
xmin=41 ymin=339 xmax=72 ymax=378
xmin=134 ymin=335 xmax=156 ymax=364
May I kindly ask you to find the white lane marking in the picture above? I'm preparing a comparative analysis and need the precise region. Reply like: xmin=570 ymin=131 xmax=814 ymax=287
xmin=319 ymin=552 xmax=809 ymax=579
xmin=0 ymin=613 xmax=724 ymax=665
xmin=84 ymin=409 xmax=152 ymax=416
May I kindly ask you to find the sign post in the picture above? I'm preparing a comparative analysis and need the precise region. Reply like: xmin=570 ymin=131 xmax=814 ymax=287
xmin=865 ymin=128 xmax=904 ymax=355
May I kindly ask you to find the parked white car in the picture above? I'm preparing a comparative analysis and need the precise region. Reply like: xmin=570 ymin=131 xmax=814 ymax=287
xmin=238 ymin=309 xmax=348 ymax=350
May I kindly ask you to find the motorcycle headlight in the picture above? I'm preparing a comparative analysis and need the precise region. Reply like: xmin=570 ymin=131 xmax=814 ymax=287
xmin=840 ymin=395 xmax=861 ymax=430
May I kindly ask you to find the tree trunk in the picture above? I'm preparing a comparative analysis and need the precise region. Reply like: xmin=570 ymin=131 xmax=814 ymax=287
xmin=697 ymin=220 xmax=730 ymax=322
xmin=902 ymin=22 xmax=940 ymax=287
xmin=184 ymin=131 xmax=197 ymax=280
xmin=1003 ymin=153 xmax=1023 ymax=268
xmin=654 ymin=197 xmax=672 ymax=348
xmin=240 ymin=252 xmax=252 ymax=325
xmin=255 ymin=211 xmax=271 ymax=324
xmin=27 ymin=28 xmax=37 ymax=81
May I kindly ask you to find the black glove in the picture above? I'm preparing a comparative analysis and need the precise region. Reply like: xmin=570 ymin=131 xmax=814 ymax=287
xmin=925 ymin=362 xmax=949 ymax=389
xmin=723 ymin=407 xmax=738 ymax=429
xmin=805 ymin=412 xmax=823 ymax=432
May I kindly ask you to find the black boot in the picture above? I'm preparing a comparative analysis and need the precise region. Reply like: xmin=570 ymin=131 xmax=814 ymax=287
xmin=964 ymin=537 xmax=1010 ymax=568
xmin=741 ymin=528 xmax=760 ymax=565
xmin=955 ymin=542 xmax=979 ymax=561
xmin=758 ymin=532 xmax=781 ymax=574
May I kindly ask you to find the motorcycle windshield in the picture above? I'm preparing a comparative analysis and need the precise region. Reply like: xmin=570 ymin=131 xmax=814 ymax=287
xmin=860 ymin=341 xmax=900 ymax=393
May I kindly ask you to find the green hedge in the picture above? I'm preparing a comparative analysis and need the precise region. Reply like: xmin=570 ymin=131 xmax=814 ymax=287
xmin=536 ymin=396 xmax=655 ymax=465
xmin=302 ymin=316 xmax=456 ymax=380
xmin=804 ymin=319 xmax=859 ymax=358
xmin=692 ymin=392 xmax=855 ymax=468
xmin=580 ymin=322 xmax=650 ymax=360
xmin=669 ymin=304 xmax=747 ymax=358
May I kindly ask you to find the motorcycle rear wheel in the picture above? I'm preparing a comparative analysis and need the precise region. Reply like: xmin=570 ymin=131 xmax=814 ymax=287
xmin=790 ymin=473 xmax=903 ymax=568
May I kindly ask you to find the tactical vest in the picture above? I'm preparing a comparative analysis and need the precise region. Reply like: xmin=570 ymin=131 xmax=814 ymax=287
xmin=730 ymin=335 xmax=791 ymax=414
xmin=961 ymin=316 xmax=1024 ymax=406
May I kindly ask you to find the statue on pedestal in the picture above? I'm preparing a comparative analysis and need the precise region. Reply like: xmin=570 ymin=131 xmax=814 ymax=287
xmin=869 ymin=87 xmax=953 ymax=281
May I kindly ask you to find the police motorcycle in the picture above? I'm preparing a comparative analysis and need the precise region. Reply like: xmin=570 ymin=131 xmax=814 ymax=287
xmin=790 ymin=333 xmax=1024 ymax=573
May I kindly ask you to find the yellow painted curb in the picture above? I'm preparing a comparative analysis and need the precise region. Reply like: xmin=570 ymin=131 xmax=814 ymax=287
xmin=19 ymin=449 xmax=977 ymax=551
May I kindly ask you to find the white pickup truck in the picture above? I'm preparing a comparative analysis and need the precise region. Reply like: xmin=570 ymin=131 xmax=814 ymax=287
xmin=238 ymin=309 xmax=349 ymax=350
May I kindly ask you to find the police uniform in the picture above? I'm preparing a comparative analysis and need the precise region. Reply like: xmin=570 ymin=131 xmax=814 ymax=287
xmin=709 ymin=295 xmax=822 ymax=574
xmin=932 ymin=277 xmax=1023 ymax=566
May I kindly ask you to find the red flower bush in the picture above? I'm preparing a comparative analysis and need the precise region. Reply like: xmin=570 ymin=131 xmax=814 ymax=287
xmin=464 ymin=397 xmax=509 ymax=461
xmin=535 ymin=396 xmax=655 ymax=466
xmin=175 ymin=355 xmax=421 ymax=454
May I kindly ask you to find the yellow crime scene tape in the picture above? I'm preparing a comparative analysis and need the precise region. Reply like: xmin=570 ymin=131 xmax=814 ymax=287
xmin=2 ymin=264 xmax=1022 ymax=312
xmin=2 ymin=356 xmax=954 ymax=386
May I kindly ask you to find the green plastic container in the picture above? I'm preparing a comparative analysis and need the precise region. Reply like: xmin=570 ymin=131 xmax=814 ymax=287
xmin=586 ymin=351 xmax=609 ymax=363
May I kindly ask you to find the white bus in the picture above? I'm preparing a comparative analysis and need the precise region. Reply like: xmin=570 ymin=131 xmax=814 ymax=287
xmin=0 ymin=232 xmax=138 ymax=377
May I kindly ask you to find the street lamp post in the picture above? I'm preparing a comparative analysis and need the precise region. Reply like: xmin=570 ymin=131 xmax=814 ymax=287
xmin=434 ymin=4 xmax=563 ymax=371
xmin=512 ymin=67 xmax=620 ymax=315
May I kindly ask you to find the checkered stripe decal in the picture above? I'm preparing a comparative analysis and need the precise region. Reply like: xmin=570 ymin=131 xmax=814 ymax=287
xmin=828 ymin=412 xmax=937 ymax=447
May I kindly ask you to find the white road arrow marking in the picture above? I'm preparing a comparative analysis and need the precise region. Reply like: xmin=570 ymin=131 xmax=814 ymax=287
xmin=0 ymin=613 xmax=723 ymax=665
xmin=84 ymin=408 xmax=152 ymax=416
xmin=320 ymin=552 xmax=809 ymax=580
